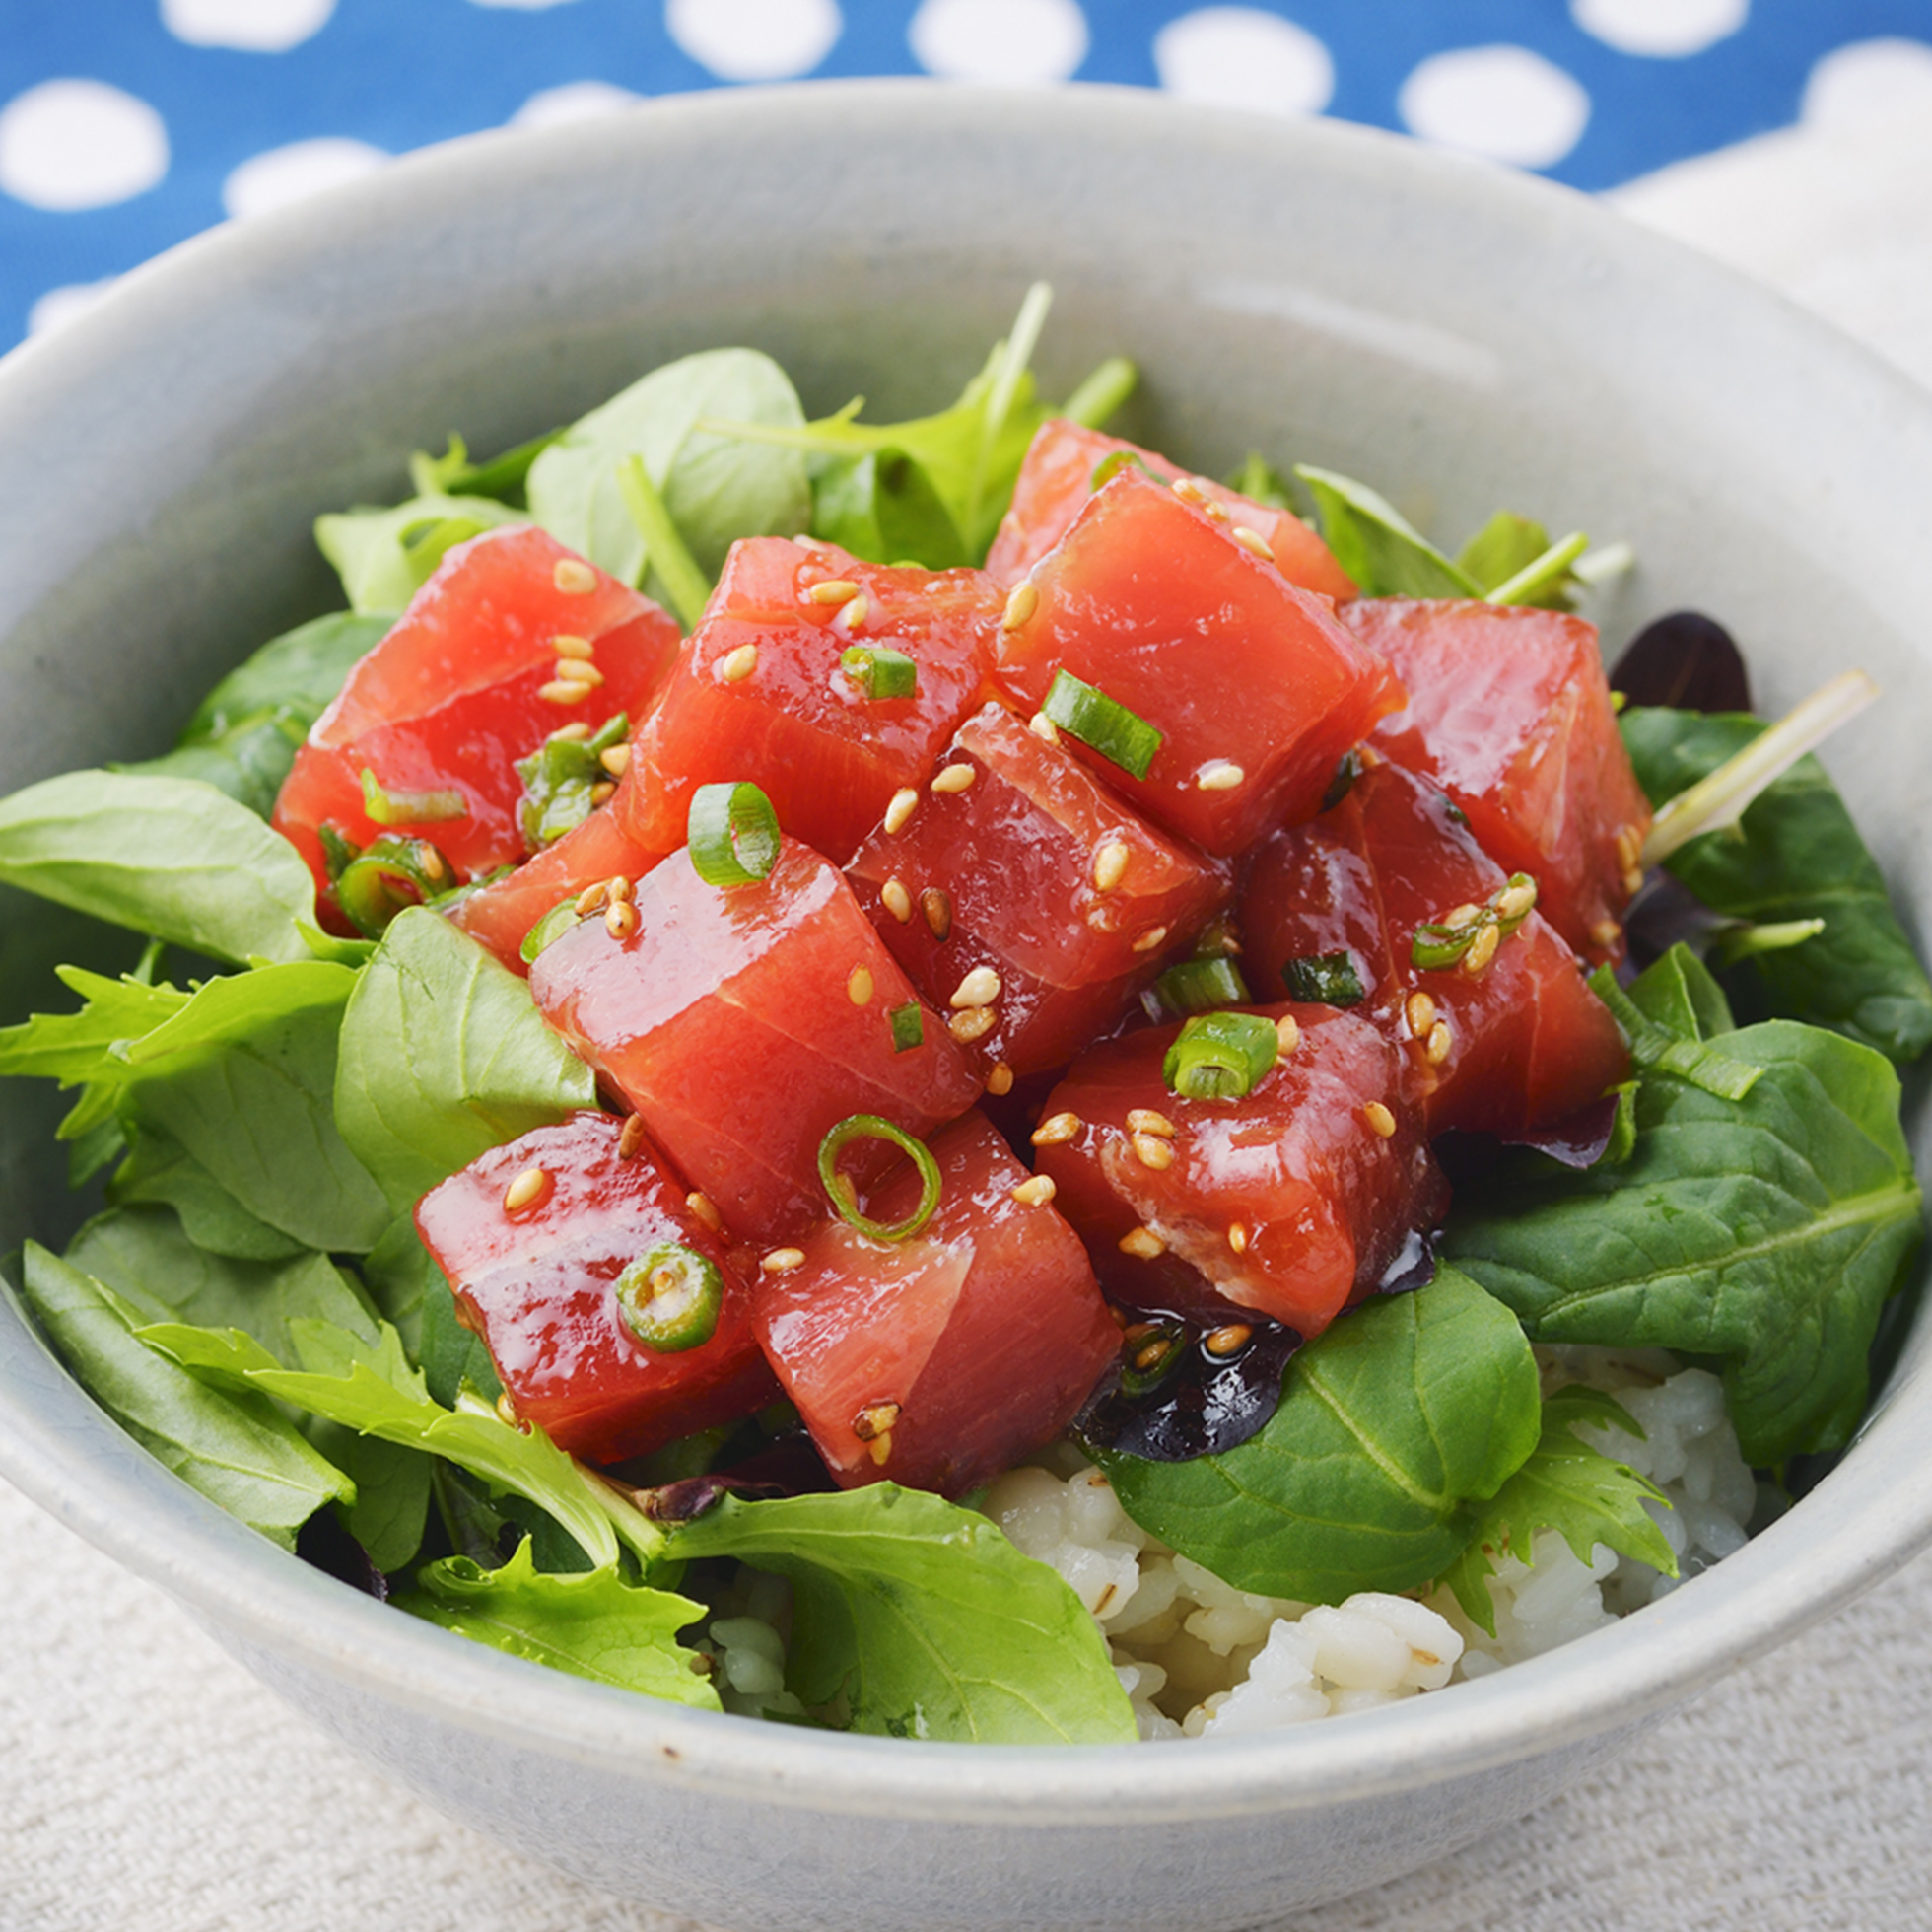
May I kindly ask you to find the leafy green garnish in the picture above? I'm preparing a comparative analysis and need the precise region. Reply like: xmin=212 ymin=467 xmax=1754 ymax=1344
xmin=516 ymin=712 xmax=630 ymax=851
xmin=1589 ymin=945 xmax=1766 ymax=1102
xmin=1438 ymin=1388 xmax=1677 ymax=1634
xmin=1293 ymin=465 xmax=1481 ymax=600
xmin=316 ymin=492 xmax=524 ymax=613
xmin=1093 ymin=1268 xmax=1543 ymax=1603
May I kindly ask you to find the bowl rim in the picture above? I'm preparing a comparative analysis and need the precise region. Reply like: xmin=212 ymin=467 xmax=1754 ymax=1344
xmin=3 ymin=76 xmax=1931 ymax=1826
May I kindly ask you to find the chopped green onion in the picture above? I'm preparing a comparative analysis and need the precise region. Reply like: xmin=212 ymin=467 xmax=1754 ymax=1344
xmin=1280 ymin=951 xmax=1365 ymax=1006
xmin=1119 ymin=1319 xmax=1187 ymax=1397
xmin=1411 ymin=872 xmax=1538 ymax=971
xmin=816 ymin=1114 xmax=942 ymax=1242
xmin=1587 ymin=968 xmax=1764 ymax=1102
xmin=887 ymin=1000 xmax=925 ymax=1053
xmin=520 ymin=897 xmax=583 ymax=965
xmin=1163 ymin=1010 xmax=1280 ymax=1101
xmin=1150 ymin=955 xmax=1251 ymax=1017
xmin=615 ymin=1242 xmax=724 ymax=1353
xmin=1412 ymin=923 xmax=1477 ymax=972
xmin=687 ymin=781 xmax=780 ymax=888
xmin=1089 ymin=449 xmax=1160 ymax=492
xmin=1041 ymin=669 xmax=1163 ymax=781
xmin=335 ymin=834 xmax=456 ymax=939
xmin=840 ymin=644 xmax=919 ymax=700
xmin=359 ymin=767 xmax=466 ymax=826
xmin=516 ymin=711 xmax=629 ymax=849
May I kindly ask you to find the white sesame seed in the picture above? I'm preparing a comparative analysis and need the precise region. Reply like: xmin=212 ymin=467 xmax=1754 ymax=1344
xmin=1205 ymin=500 xmax=1231 ymax=524
xmin=687 ymin=1191 xmax=723 ymax=1231
xmin=833 ymin=594 xmax=869 ymax=633
xmin=539 ymin=679 xmax=592 ymax=705
xmin=1028 ymin=711 xmax=1060 ymax=743
xmin=1426 ymin=1020 xmax=1452 ymax=1066
xmin=1591 ymin=918 xmax=1624 ymax=952
xmin=808 ymin=578 xmax=862 ymax=605
xmin=503 ymin=1166 xmax=551 ymax=1214
xmin=718 ymin=644 xmax=758 ymax=683
xmin=1363 ymin=1102 xmax=1397 ymax=1138
xmin=883 ymin=789 xmax=919 ymax=835
xmin=950 ymin=966 xmax=1001 ymax=1009
xmin=605 ymin=899 xmax=640 ymax=940
xmin=589 ymin=781 xmax=616 ymax=805
xmin=1131 ymin=1132 xmax=1175 ymax=1171
xmin=880 ymin=877 xmax=913 ymax=924
xmin=1031 ymin=1111 xmax=1081 ymax=1146
xmin=1001 ymin=580 xmax=1039 ymax=631
xmin=761 ymin=1248 xmax=805 ymax=1274
xmin=552 ymin=721 xmax=592 ymax=741
xmin=1276 ymin=1014 xmax=1301 ymax=1053
xmin=1170 ymin=477 xmax=1208 ymax=506
xmin=1227 ymin=1222 xmax=1249 ymax=1254
xmin=867 ymin=1430 xmax=894 ymax=1467
xmin=1462 ymin=924 xmax=1500 ymax=974
xmin=1405 ymin=992 xmax=1437 ymax=1039
xmin=617 ymin=1114 xmax=649 ymax=1160
xmin=1126 ymin=1109 xmax=1176 ymax=1138
xmin=1130 ymin=925 xmax=1169 ymax=954
xmin=1230 ymin=525 xmax=1276 ymax=562
xmin=1118 ymin=1225 xmax=1167 ymax=1260
xmin=1205 ymin=1324 xmax=1253 ymax=1357
xmin=920 ymin=888 xmax=951 ymax=942
xmin=1495 ymin=881 xmax=1538 ymax=922
xmin=1441 ymin=903 xmax=1483 ymax=931
xmin=556 ymin=656 xmax=604 ymax=687
xmin=1092 ymin=840 xmax=1131 ymax=892
xmin=847 ymin=966 xmax=874 ymax=1006
xmin=931 ymin=764 xmax=975 ymax=794
xmin=1196 ymin=761 xmax=1245 ymax=792
xmin=553 ymin=558 xmax=598 ymax=595
xmin=853 ymin=1400 xmax=900 ymax=1441
xmin=948 ymin=1006 xmax=997 ymax=1043
xmin=1010 ymin=1175 xmax=1057 ymax=1208
xmin=599 ymin=742 xmax=632 ymax=777
xmin=553 ymin=634 xmax=594 ymax=660
xmin=606 ymin=874 xmax=635 ymax=903
xmin=985 ymin=1062 xmax=1014 ymax=1097
xmin=573 ymin=881 xmax=609 ymax=917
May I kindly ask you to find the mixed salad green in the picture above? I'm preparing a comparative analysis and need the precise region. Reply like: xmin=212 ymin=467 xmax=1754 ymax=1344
xmin=0 ymin=293 xmax=1925 ymax=1745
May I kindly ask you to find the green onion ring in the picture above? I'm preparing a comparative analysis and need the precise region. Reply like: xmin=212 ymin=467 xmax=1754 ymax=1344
xmin=816 ymin=1113 xmax=943 ymax=1242
xmin=1162 ymin=1010 xmax=1280 ymax=1102
xmin=1040 ymin=669 xmax=1164 ymax=782
xmin=687 ymin=780 xmax=781 ymax=888
xmin=614 ymin=1241 xmax=724 ymax=1353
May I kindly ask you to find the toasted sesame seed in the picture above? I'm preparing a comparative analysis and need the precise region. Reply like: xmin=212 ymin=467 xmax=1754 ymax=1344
xmin=867 ymin=1430 xmax=894 ymax=1467
xmin=985 ymin=1061 xmax=1015 ymax=1097
xmin=1001 ymin=580 xmax=1039 ymax=631
xmin=1495 ymin=880 xmax=1538 ymax=922
xmin=1196 ymin=760 xmax=1245 ymax=792
xmin=1591 ymin=918 xmax=1624 ymax=951
xmin=883 ymin=788 xmax=919 ymax=835
xmin=1615 ymin=824 xmax=1642 ymax=872
xmin=761 ymin=1248 xmax=805 ymax=1274
xmin=1426 ymin=1020 xmax=1452 ymax=1066
xmin=1462 ymin=924 xmax=1500 ymax=973
xmin=1111 ymin=1305 xmax=1134 ymax=1330
xmin=599 ymin=742 xmax=632 ymax=777
xmin=808 ymin=578 xmax=862 ymax=605
xmin=552 ymin=721 xmax=592 ymax=741
xmin=420 ymin=850 xmax=448 ymax=883
xmin=948 ymin=1006 xmax=997 ymax=1044
xmin=1276 ymin=1014 xmax=1301 ymax=1053
xmin=951 ymin=966 xmax=1002 ymax=1009
xmin=496 ymin=1391 xmax=522 ymax=1427
xmin=1230 ymin=525 xmax=1276 ymax=562
xmin=606 ymin=874 xmax=635 ymax=903
xmin=1011 ymin=1175 xmax=1057 ymax=1207
xmin=574 ymin=881 xmax=609 ymax=917
xmin=1130 ymin=925 xmax=1169 ymax=954
xmin=589 ymin=781 xmax=616 ymax=805
xmin=553 ymin=634 xmax=594 ymax=660
xmin=1205 ymin=1324 xmax=1253 ymax=1357
xmin=880 ymin=877 xmax=914 ymax=924
xmin=1131 ymin=1132 xmax=1175 ymax=1171
xmin=687 ymin=1191 xmax=723 ymax=1231
xmin=1031 ymin=1111 xmax=1082 ymax=1146
xmin=1405 ymin=992 xmax=1437 ymax=1039
xmin=1170 ymin=477 xmax=1208 ymax=506
xmin=931 ymin=763 xmax=975 ymax=794
xmin=1092 ymin=840 xmax=1131 ymax=892
xmin=833 ymin=594 xmax=868 ymax=633
xmin=1028 ymin=711 xmax=1061 ymax=744
xmin=1118 ymin=1225 xmax=1167 ymax=1260
xmin=553 ymin=558 xmax=598 ymax=595
xmin=1442 ymin=903 xmax=1483 ymax=931
xmin=1622 ymin=865 xmax=1645 ymax=897
xmin=1363 ymin=1101 xmax=1397 ymax=1138
xmin=605 ymin=899 xmax=640 ymax=940
xmin=718 ymin=644 xmax=759 ymax=683
xmin=852 ymin=1401 xmax=900 ymax=1441
xmin=1121 ymin=1321 xmax=1160 ymax=1345
xmin=617 ymin=1114 xmax=649 ymax=1160
xmin=1126 ymin=1108 xmax=1176 ymax=1138
xmin=1227 ymin=1222 xmax=1249 ymax=1254
xmin=847 ymin=966 xmax=874 ymax=1005
xmin=556 ymin=657 xmax=604 ymax=686
xmin=503 ymin=1166 xmax=551 ymax=1214
xmin=1132 ymin=1339 xmax=1173 ymax=1372
xmin=920 ymin=887 xmax=952 ymax=941
xmin=1205 ymin=501 xmax=1231 ymax=524
xmin=539 ymin=679 xmax=591 ymax=705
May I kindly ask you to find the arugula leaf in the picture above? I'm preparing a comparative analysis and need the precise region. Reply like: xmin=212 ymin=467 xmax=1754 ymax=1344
xmin=333 ymin=907 xmax=594 ymax=1215
xmin=665 ymin=1486 xmax=1137 ymax=1744
xmin=116 ymin=611 xmax=392 ymax=818
xmin=399 ymin=1539 xmax=720 ymax=1709
xmin=315 ymin=493 xmax=523 ymax=613
xmin=1443 ymin=1019 xmax=1923 ymax=1463
xmin=1621 ymin=707 xmax=1932 ymax=1062
xmin=0 ymin=772 xmax=318 ymax=964
xmin=525 ymin=348 xmax=811 ymax=601
xmin=1093 ymin=1269 xmax=1540 ymax=1604
xmin=1293 ymin=466 xmax=1482 ymax=600
xmin=18 ymin=1242 xmax=351 ymax=1545
xmin=0 ymin=966 xmax=187 ymax=1090
xmin=1439 ymin=1388 xmax=1677 ymax=1634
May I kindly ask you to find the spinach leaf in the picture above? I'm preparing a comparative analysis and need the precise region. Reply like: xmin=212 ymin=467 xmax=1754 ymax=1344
xmin=1092 ymin=1268 xmax=1541 ymax=1604
xmin=117 ymin=612 xmax=392 ymax=818
xmin=1438 ymin=1388 xmax=1677 ymax=1634
xmin=1293 ymin=465 xmax=1482 ymax=600
xmin=315 ymin=493 xmax=523 ymax=613
xmin=1443 ymin=1019 xmax=1922 ymax=1463
xmin=811 ymin=449 xmax=971 ymax=570
xmin=1621 ymin=708 xmax=1932 ymax=1061
xmin=333 ymin=907 xmax=594 ymax=1215
xmin=666 ymin=1485 xmax=1137 ymax=1744
xmin=525 ymin=348 xmax=811 ymax=601
xmin=360 ymin=1211 xmax=503 ymax=1405
xmin=1589 ymin=945 xmax=1764 ymax=1102
xmin=0 ymin=772 xmax=318 ymax=964
xmin=399 ymin=1539 xmax=719 ymax=1709
xmin=111 ymin=1126 xmax=311 ymax=1259
xmin=18 ymin=1242 xmax=351 ymax=1546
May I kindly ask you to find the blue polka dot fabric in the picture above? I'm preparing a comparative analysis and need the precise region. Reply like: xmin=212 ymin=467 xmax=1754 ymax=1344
xmin=4 ymin=0 xmax=1931 ymax=352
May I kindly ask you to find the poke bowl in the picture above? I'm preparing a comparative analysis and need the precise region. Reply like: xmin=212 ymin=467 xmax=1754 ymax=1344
xmin=2 ymin=80 xmax=1931 ymax=1932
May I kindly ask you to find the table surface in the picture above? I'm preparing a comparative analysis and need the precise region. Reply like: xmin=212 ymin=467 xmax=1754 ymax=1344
xmin=7 ymin=13 xmax=1932 ymax=1930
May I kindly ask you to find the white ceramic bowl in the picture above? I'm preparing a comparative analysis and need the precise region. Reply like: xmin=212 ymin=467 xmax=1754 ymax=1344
xmin=2 ymin=82 xmax=1930 ymax=1932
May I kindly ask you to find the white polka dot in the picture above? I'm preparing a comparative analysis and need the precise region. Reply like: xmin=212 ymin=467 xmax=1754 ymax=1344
xmin=161 ymin=0 xmax=336 ymax=52
xmin=1569 ymin=0 xmax=1745 ymax=59
xmin=1152 ymin=7 xmax=1333 ymax=116
xmin=1802 ymin=37 xmax=1932 ymax=129
xmin=0 ymin=79 xmax=169 ymax=211
xmin=664 ymin=0 xmax=841 ymax=81
xmin=909 ymin=0 xmax=1088 ymax=86
xmin=27 ymin=277 xmax=121 ymax=336
xmin=222 ymin=137 xmax=387 ymax=220
xmin=511 ymin=81 xmax=648 ymax=129
xmin=1399 ymin=45 xmax=1589 ymax=170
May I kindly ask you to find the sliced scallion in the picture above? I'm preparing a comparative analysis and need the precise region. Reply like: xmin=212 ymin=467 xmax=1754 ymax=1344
xmin=1089 ymin=448 xmax=1160 ymax=492
xmin=1163 ymin=1010 xmax=1279 ymax=1101
xmin=887 ymin=1000 xmax=925 ymax=1053
xmin=840 ymin=644 xmax=919 ymax=700
xmin=335 ymin=834 xmax=455 ymax=939
xmin=816 ymin=1114 xmax=942 ymax=1242
xmin=1150 ymin=955 xmax=1251 ymax=1017
xmin=687 ymin=781 xmax=780 ymax=888
xmin=359 ymin=767 xmax=466 ymax=826
xmin=519 ymin=897 xmax=583 ymax=965
xmin=1041 ymin=669 xmax=1163 ymax=781
xmin=615 ymin=1241 xmax=724 ymax=1352
xmin=1280 ymin=951 xmax=1365 ymax=1006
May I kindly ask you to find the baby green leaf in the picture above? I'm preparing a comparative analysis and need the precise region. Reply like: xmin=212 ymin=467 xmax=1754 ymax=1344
xmin=1293 ymin=465 xmax=1481 ymax=600
xmin=666 ymin=1485 xmax=1137 ymax=1744
xmin=811 ymin=449 xmax=971 ymax=570
xmin=1444 ymin=1019 xmax=1923 ymax=1464
xmin=315 ymin=493 xmax=523 ymax=612
xmin=1439 ymin=1388 xmax=1677 ymax=1635
xmin=1092 ymin=1268 xmax=1542 ymax=1605
xmin=334 ymin=907 xmax=594 ymax=1214
xmin=399 ymin=1540 xmax=720 ymax=1709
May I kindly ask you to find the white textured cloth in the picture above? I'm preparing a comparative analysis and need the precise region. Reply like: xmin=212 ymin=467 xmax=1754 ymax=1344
xmin=8 ymin=112 xmax=1932 ymax=1932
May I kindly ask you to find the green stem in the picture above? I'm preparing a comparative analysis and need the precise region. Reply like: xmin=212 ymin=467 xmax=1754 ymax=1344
xmin=1486 ymin=530 xmax=1588 ymax=607
xmin=1060 ymin=356 xmax=1138 ymax=430
xmin=615 ymin=455 xmax=714 ymax=631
